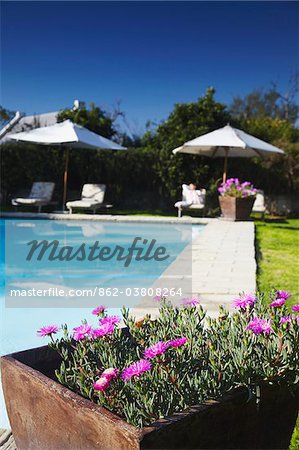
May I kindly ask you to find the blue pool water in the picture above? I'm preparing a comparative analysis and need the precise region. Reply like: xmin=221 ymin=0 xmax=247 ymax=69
xmin=0 ymin=218 xmax=203 ymax=427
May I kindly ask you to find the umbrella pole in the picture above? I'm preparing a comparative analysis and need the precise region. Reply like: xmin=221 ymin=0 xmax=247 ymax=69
xmin=62 ymin=147 xmax=70 ymax=211
xmin=223 ymin=148 xmax=228 ymax=183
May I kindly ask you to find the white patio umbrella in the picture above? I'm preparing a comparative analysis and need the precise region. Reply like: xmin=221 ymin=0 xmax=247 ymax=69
xmin=173 ymin=124 xmax=284 ymax=183
xmin=7 ymin=120 xmax=126 ymax=210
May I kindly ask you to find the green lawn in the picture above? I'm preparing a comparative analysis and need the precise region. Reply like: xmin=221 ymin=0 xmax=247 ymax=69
xmin=255 ymin=218 xmax=299 ymax=305
xmin=255 ymin=218 xmax=299 ymax=449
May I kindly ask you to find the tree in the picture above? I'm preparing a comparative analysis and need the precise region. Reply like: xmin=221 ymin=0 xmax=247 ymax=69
xmin=142 ymin=87 xmax=231 ymax=199
xmin=0 ymin=106 xmax=15 ymax=129
xmin=235 ymin=117 xmax=299 ymax=195
xmin=230 ymin=73 xmax=299 ymax=124
xmin=57 ymin=102 xmax=117 ymax=139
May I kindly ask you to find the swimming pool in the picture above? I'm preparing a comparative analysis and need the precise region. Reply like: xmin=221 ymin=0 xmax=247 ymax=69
xmin=0 ymin=218 xmax=204 ymax=427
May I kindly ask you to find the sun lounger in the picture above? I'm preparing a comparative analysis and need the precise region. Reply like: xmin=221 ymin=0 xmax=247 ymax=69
xmin=175 ymin=184 xmax=206 ymax=218
xmin=252 ymin=190 xmax=266 ymax=219
xmin=66 ymin=184 xmax=112 ymax=214
xmin=12 ymin=182 xmax=55 ymax=213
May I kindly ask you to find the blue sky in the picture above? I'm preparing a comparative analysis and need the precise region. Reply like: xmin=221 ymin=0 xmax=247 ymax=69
xmin=1 ymin=1 xmax=298 ymax=134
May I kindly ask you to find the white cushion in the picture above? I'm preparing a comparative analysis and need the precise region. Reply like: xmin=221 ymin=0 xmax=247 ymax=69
xmin=182 ymin=184 xmax=206 ymax=207
xmin=186 ymin=204 xmax=205 ymax=210
xmin=66 ymin=200 xmax=103 ymax=208
xmin=252 ymin=192 xmax=266 ymax=213
xmin=67 ymin=184 xmax=107 ymax=210
xmin=12 ymin=198 xmax=47 ymax=205
xmin=81 ymin=184 xmax=106 ymax=203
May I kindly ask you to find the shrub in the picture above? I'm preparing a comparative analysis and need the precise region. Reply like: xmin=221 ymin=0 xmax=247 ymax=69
xmin=38 ymin=292 xmax=299 ymax=427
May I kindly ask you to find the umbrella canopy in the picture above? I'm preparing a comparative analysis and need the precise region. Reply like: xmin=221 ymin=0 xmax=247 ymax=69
xmin=8 ymin=119 xmax=126 ymax=150
xmin=7 ymin=120 xmax=126 ymax=210
xmin=173 ymin=124 xmax=284 ymax=182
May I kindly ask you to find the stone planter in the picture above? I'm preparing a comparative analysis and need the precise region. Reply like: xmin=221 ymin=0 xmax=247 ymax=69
xmin=219 ymin=196 xmax=255 ymax=221
xmin=1 ymin=346 xmax=298 ymax=449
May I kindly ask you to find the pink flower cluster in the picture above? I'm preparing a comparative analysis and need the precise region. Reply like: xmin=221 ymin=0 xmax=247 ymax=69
xmin=100 ymin=315 xmax=121 ymax=326
xmin=292 ymin=304 xmax=299 ymax=313
xmin=92 ymin=305 xmax=106 ymax=316
xmin=143 ymin=337 xmax=187 ymax=359
xmin=168 ymin=337 xmax=188 ymax=348
xmin=72 ymin=323 xmax=93 ymax=341
xmin=181 ymin=297 xmax=199 ymax=307
xmin=280 ymin=315 xmax=299 ymax=327
xmin=122 ymin=359 xmax=152 ymax=381
xmin=270 ymin=290 xmax=292 ymax=308
xmin=218 ymin=178 xmax=257 ymax=198
xmin=37 ymin=325 xmax=60 ymax=337
xmin=280 ymin=315 xmax=293 ymax=325
xmin=72 ymin=315 xmax=119 ymax=341
xmin=92 ymin=322 xmax=115 ymax=338
xmin=233 ymin=293 xmax=256 ymax=310
xmin=143 ymin=341 xmax=169 ymax=359
xmin=121 ymin=337 xmax=187 ymax=381
xmin=94 ymin=367 xmax=118 ymax=392
xmin=247 ymin=317 xmax=273 ymax=335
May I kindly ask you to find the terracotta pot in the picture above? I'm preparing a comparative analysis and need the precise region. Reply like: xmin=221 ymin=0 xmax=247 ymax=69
xmin=219 ymin=196 xmax=255 ymax=221
xmin=1 ymin=346 xmax=298 ymax=449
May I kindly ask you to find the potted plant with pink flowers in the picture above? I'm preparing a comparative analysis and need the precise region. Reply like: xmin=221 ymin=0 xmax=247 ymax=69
xmin=218 ymin=178 xmax=257 ymax=221
xmin=1 ymin=292 xmax=298 ymax=450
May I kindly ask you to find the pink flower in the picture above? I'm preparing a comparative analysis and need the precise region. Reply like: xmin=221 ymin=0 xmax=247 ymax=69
xmin=280 ymin=316 xmax=291 ymax=324
xmin=233 ymin=293 xmax=256 ymax=310
xmin=292 ymin=304 xmax=299 ymax=313
xmin=37 ymin=325 xmax=60 ymax=337
xmin=181 ymin=297 xmax=199 ymax=307
xmin=143 ymin=341 xmax=168 ymax=359
xmin=271 ymin=290 xmax=291 ymax=307
xmin=92 ymin=306 xmax=106 ymax=316
xmin=72 ymin=323 xmax=93 ymax=341
xmin=270 ymin=297 xmax=285 ymax=308
xmin=101 ymin=367 xmax=118 ymax=380
xmin=276 ymin=290 xmax=292 ymax=300
xmin=247 ymin=317 xmax=273 ymax=335
xmin=92 ymin=322 xmax=115 ymax=338
xmin=99 ymin=315 xmax=121 ymax=326
xmin=280 ymin=316 xmax=293 ymax=326
xmin=122 ymin=359 xmax=151 ymax=381
xmin=167 ymin=337 xmax=187 ymax=348
xmin=94 ymin=377 xmax=110 ymax=392
xmin=153 ymin=295 xmax=163 ymax=302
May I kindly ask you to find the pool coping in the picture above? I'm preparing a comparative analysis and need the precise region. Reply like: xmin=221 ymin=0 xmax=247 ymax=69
xmin=0 ymin=212 xmax=214 ymax=225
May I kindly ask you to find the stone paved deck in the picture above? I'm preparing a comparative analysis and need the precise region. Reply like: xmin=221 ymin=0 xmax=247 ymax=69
xmin=132 ymin=220 xmax=256 ymax=318
xmin=192 ymin=220 xmax=256 ymax=316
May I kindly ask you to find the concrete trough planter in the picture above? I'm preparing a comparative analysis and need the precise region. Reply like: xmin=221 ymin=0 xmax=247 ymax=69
xmin=1 ymin=346 xmax=298 ymax=450
xmin=219 ymin=196 xmax=255 ymax=221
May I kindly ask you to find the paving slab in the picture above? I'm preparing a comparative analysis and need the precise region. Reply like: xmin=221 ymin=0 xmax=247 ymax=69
xmin=192 ymin=220 xmax=256 ymax=314
xmin=132 ymin=219 xmax=256 ymax=318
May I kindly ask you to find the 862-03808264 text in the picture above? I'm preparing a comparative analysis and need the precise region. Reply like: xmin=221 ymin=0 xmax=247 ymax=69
xmin=8 ymin=287 xmax=183 ymax=298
